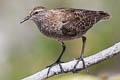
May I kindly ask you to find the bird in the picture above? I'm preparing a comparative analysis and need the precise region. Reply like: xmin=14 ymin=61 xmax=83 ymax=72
xmin=20 ymin=6 xmax=110 ymax=74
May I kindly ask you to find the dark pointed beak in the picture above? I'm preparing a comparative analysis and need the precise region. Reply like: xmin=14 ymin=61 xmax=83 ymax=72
xmin=20 ymin=16 xmax=31 ymax=24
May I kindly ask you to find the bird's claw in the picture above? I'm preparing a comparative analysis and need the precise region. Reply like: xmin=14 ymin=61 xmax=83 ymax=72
xmin=46 ymin=61 xmax=64 ymax=77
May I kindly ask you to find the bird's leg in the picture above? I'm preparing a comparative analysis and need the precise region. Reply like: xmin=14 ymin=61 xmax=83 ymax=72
xmin=46 ymin=42 xmax=66 ymax=76
xmin=73 ymin=36 xmax=88 ymax=73
xmin=55 ymin=42 xmax=66 ymax=63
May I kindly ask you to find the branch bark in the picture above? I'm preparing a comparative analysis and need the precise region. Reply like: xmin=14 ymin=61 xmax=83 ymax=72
xmin=22 ymin=42 xmax=120 ymax=80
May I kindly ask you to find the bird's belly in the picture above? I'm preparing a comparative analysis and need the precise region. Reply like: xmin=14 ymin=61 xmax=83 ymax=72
xmin=40 ymin=28 xmax=84 ymax=41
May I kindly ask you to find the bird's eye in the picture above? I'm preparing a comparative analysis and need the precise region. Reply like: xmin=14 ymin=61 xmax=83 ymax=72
xmin=33 ymin=11 xmax=39 ymax=15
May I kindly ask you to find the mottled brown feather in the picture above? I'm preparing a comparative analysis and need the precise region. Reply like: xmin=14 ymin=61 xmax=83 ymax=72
xmin=29 ymin=7 xmax=110 ymax=41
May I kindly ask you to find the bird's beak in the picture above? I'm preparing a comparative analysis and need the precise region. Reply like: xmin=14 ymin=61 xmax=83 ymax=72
xmin=20 ymin=16 xmax=31 ymax=24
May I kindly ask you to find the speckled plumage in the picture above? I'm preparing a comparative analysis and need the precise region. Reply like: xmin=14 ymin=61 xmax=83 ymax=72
xmin=21 ymin=6 xmax=111 ymax=74
xmin=28 ymin=6 xmax=110 ymax=41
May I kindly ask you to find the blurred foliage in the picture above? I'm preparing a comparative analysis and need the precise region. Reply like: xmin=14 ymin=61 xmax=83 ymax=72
xmin=0 ymin=0 xmax=120 ymax=80
xmin=47 ymin=74 xmax=100 ymax=80
xmin=110 ymin=74 xmax=120 ymax=80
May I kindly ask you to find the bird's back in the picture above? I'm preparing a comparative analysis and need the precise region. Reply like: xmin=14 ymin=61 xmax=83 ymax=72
xmin=39 ymin=8 xmax=110 ymax=41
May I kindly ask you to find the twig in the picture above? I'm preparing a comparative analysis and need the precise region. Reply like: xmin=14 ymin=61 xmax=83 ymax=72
xmin=22 ymin=42 xmax=120 ymax=80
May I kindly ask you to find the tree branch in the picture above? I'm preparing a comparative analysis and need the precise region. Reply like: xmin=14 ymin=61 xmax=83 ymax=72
xmin=22 ymin=42 xmax=120 ymax=80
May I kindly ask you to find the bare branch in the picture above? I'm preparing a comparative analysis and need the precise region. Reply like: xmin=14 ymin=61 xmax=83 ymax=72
xmin=22 ymin=42 xmax=120 ymax=80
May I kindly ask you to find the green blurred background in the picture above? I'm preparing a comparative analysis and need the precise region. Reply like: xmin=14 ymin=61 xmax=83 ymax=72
xmin=0 ymin=0 xmax=120 ymax=80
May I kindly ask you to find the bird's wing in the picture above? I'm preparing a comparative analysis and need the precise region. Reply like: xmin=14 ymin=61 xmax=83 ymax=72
xmin=59 ymin=8 xmax=97 ymax=36
xmin=50 ymin=8 xmax=109 ymax=37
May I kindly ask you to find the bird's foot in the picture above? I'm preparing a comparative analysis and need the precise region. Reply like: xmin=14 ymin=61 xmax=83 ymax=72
xmin=46 ymin=61 xmax=64 ymax=77
xmin=72 ymin=56 xmax=88 ymax=73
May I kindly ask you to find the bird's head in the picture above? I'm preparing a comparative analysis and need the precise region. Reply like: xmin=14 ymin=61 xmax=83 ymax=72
xmin=20 ymin=6 xmax=47 ymax=23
